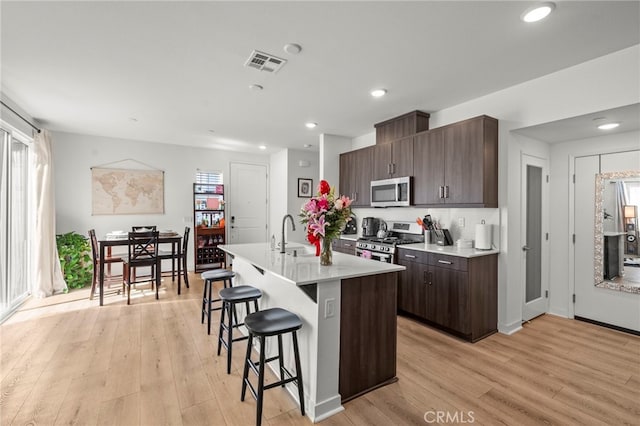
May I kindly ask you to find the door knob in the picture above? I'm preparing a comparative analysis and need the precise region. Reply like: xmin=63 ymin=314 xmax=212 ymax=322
xmin=522 ymin=245 xmax=531 ymax=251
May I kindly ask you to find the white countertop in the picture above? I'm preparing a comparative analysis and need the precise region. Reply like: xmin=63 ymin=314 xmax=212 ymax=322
xmin=339 ymin=234 xmax=358 ymax=241
xmin=399 ymin=242 xmax=499 ymax=258
xmin=220 ymin=242 xmax=404 ymax=285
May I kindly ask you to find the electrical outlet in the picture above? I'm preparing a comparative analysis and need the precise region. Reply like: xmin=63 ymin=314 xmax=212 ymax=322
xmin=324 ymin=298 xmax=335 ymax=318
xmin=458 ymin=217 xmax=465 ymax=227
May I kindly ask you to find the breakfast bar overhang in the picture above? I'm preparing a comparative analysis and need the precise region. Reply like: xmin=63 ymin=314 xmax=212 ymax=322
xmin=219 ymin=243 xmax=405 ymax=422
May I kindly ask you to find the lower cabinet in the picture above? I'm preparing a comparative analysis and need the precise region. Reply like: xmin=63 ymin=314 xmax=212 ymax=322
xmin=397 ymin=248 xmax=497 ymax=342
xmin=332 ymin=238 xmax=357 ymax=255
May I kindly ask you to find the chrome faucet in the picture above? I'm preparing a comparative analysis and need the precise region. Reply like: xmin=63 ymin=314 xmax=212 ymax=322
xmin=280 ymin=214 xmax=296 ymax=253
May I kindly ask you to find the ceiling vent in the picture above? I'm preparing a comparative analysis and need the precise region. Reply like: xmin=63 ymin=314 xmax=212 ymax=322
xmin=244 ymin=50 xmax=287 ymax=73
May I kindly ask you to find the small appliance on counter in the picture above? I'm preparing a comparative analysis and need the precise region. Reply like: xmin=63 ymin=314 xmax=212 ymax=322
xmin=362 ymin=217 xmax=380 ymax=237
xmin=343 ymin=214 xmax=357 ymax=235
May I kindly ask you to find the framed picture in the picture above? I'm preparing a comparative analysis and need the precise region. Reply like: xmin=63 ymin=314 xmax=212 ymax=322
xmin=298 ymin=178 xmax=313 ymax=198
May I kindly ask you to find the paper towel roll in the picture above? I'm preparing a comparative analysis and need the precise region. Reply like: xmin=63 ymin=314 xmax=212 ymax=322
xmin=475 ymin=223 xmax=492 ymax=250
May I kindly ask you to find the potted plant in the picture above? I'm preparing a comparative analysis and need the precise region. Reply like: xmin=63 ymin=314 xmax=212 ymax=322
xmin=56 ymin=231 xmax=92 ymax=289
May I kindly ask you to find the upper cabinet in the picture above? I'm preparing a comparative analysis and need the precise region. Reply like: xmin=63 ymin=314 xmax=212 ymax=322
xmin=340 ymin=146 xmax=373 ymax=207
xmin=413 ymin=115 xmax=498 ymax=208
xmin=372 ymin=135 xmax=414 ymax=180
xmin=374 ymin=110 xmax=430 ymax=145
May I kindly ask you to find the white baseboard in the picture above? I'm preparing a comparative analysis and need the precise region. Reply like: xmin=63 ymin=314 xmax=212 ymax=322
xmin=498 ymin=320 xmax=523 ymax=335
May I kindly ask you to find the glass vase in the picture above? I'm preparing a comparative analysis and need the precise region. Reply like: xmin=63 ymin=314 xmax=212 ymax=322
xmin=320 ymin=238 xmax=333 ymax=266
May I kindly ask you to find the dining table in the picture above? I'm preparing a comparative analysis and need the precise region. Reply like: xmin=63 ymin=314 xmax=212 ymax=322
xmin=98 ymin=231 xmax=183 ymax=306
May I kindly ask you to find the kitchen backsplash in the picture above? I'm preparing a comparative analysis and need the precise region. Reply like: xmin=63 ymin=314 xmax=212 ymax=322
xmin=350 ymin=206 xmax=500 ymax=248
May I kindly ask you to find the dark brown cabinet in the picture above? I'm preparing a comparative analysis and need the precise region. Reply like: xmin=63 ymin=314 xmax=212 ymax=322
xmin=339 ymin=146 xmax=373 ymax=207
xmin=374 ymin=110 xmax=430 ymax=145
xmin=413 ymin=115 xmax=498 ymax=208
xmin=397 ymin=248 xmax=497 ymax=342
xmin=372 ymin=136 xmax=414 ymax=180
xmin=332 ymin=238 xmax=356 ymax=255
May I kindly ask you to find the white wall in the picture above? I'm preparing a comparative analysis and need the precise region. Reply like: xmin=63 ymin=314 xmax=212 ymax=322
xmin=347 ymin=45 xmax=640 ymax=334
xmin=288 ymin=149 xmax=320 ymax=243
xmin=268 ymin=148 xmax=320 ymax=246
xmin=52 ymin=131 xmax=269 ymax=270
xmin=319 ymin=134 xmax=352 ymax=184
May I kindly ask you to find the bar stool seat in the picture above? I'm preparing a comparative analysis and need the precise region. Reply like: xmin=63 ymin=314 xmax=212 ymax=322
xmin=217 ymin=285 xmax=262 ymax=374
xmin=241 ymin=307 xmax=304 ymax=426
xmin=201 ymin=269 xmax=235 ymax=335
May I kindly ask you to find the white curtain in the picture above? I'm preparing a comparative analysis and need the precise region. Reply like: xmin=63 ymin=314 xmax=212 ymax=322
xmin=33 ymin=130 xmax=66 ymax=297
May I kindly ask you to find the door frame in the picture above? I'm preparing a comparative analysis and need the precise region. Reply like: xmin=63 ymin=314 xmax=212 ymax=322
xmin=521 ymin=153 xmax=550 ymax=321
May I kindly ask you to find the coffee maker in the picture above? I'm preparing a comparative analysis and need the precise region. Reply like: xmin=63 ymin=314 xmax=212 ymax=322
xmin=362 ymin=217 xmax=379 ymax=237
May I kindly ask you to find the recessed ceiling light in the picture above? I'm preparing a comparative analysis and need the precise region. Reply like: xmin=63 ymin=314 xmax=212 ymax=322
xmin=128 ymin=117 xmax=138 ymax=122
xmin=284 ymin=43 xmax=302 ymax=55
xmin=249 ymin=84 xmax=264 ymax=91
xmin=208 ymin=129 xmax=215 ymax=133
xmin=371 ymin=88 xmax=387 ymax=98
xmin=305 ymin=122 xmax=317 ymax=129
xmin=521 ymin=2 xmax=555 ymax=23
xmin=258 ymin=145 xmax=267 ymax=150
xmin=303 ymin=144 xmax=312 ymax=148
xmin=597 ymin=122 xmax=620 ymax=130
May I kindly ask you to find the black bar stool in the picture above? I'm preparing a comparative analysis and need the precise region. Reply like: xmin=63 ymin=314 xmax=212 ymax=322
xmin=201 ymin=269 xmax=235 ymax=335
xmin=217 ymin=285 xmax=262 ymax=374
xmin=241 ymin=307 xmax=304 ymax=426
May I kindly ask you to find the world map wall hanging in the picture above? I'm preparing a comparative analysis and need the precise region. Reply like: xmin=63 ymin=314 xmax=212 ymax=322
xmin=91 ymin=167 xmax=164 ymax=215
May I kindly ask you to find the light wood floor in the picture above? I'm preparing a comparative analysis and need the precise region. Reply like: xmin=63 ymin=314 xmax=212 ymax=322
xmin=1 ymin=274 xmax=638 ymax=425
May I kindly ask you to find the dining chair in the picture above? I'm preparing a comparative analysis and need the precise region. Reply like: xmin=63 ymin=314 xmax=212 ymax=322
xmin=88 ymin=229 xmax=122 ymax=300
xmin=158 ymin=226 xmax=190 ymax=289
xmin=129 ymin=226 xmax=157 ymax=284
xmin=122 ymin=230 xmax=160 ymax=304
xmin=131 ymin=225 xmax=157 ymax=231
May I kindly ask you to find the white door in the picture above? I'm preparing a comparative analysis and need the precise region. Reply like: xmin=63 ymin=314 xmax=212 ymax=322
xmin=228 ymin=162 xmax=268 ymax=244
xmin=522 ymin=154 xmax=549 ymax=321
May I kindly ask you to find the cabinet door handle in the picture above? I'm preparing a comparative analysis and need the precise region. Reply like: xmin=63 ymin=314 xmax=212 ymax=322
xmin=354 ymin=192 xmax=358 ymax=201
xmin=387 ymin=163 xmax=391 ymax=175
xmin=444 ymin=185 xmax=449 ymax=198
xmin=392 ymin=163 xmax=396 ymax=174
xmin=439 ymin=186 xmax=444 ymax=199
xmin=423 ymin=270 xmax=428 ymax=285
xmin=344 ymin=243 xmax=352 ymax=247
xmin=438 ymin=260 xmax=453 ymax=265
xmin=404 ymin=254 xmax=416 ymax=259
xmin=428 ymin=271 xmax=433 ymax=285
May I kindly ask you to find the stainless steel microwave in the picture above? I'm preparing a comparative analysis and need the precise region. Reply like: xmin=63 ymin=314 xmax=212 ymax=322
xmin=370 ymin=176 xmax=411 ymax=207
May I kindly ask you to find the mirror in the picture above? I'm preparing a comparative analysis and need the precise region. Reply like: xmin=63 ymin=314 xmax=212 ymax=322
xmin=594 ymin=171 xmax=640 ymax=291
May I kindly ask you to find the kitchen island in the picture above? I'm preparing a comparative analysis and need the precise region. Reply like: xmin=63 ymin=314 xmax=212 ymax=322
xmin=219 ymin=243 xmax=405 ymax=422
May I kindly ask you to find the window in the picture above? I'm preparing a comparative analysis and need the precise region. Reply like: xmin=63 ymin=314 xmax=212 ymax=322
xmin=0 ymin=126 xmax=32 ymax=321
xmin=196 ymin=170 xmax=223 ymax=185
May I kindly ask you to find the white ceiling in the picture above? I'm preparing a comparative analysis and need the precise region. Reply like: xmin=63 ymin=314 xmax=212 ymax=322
xmin=1 ymin=1 xmax=639 ymax=153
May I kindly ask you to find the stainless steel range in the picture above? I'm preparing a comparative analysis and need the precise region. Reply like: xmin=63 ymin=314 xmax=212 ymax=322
xmin=356 ymin=221 xmax=424 ymax=263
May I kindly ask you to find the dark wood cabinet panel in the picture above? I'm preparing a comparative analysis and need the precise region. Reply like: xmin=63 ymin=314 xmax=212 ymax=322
xmin=431 ymin=266 xmax=469 ymax=334
xmin=340 ymin=273 xmax=397 ymax=401
xmin=397 ymin=259 xmax=427 ymax=318
xmin=372 ymin=143 xmax=392 ymax=180
xmin=372 ymin=136 xmax=414 ymax=180
xmin=332 ymin=239 xmax=356 ymax=255
xmin=375 ymin=110 xmax=430 ymax=145
xmin=339 ymin=146 xmax=373 ymax=207
xmin=392 ymin=136 xmax=414 ymax=177
xmin=413 ymin=115 xmax=497 ymax=208
xmin=413 ymin=129 xmax=445 ymax=205
xmin=396 ymin=248 xmax=497 ymax=342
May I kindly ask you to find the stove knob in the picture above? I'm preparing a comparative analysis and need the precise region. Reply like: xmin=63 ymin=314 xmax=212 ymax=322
xmin=385 ymin=246 xmax=390 ymax=252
